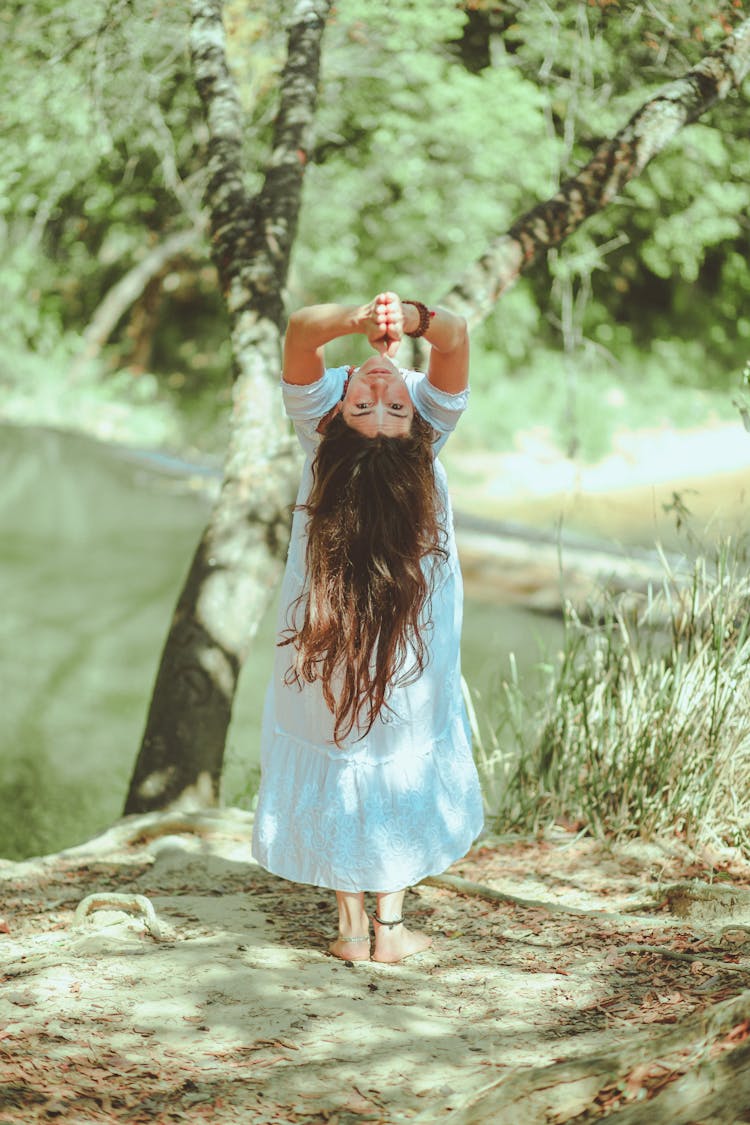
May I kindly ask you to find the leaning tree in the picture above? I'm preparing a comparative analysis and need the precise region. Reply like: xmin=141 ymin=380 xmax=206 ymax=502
xmin=124 ymin=5 xmax=750 ymax=814
xmin=124 ymin=0 xmax=332 ymax=813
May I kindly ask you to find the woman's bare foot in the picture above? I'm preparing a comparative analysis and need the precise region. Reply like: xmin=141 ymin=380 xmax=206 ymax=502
xmin=329 ymin=891 xmax=370 ymax=961
xmin=329 ymin=933 xmax=371 ymax=961
xmin=372 ymin=919 xmax=432 ymax=963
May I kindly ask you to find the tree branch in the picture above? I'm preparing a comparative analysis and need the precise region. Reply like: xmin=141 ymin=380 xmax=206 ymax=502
xmin=190 ymin=0 xmax=254 ymax=305
xmin=443 ymin=16 xmax=750 ymax=323
xmin=74 ymin=226 xmax=205 ymax=370
xmin=254 ymin=0 xmax=331 ymax=291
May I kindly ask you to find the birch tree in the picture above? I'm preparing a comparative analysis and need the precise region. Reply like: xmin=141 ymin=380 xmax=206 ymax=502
xmin=124 ymin=0 xmax=331 ymax=813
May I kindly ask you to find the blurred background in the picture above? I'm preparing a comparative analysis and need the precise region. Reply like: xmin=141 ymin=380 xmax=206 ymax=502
xmin=3 ymin=0 xmax=750 ymax=859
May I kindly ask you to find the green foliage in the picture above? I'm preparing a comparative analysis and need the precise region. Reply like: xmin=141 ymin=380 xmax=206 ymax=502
xmin=457 ymin=328 xmax=738 ymax=461
xmin=1 ymin=0 xmax=205 ymax=345
xmin=2 ymin=0 xmax=750 ymax=451
xmin=0 ymin=745 xmax=107 ymax=861
xmin=494 ymin=1 xmax=750 ymax=414
xmin=292 ymin=0 xmax=556 ymax=301
xmin=474 ymin=538 xmax=750 ymax=854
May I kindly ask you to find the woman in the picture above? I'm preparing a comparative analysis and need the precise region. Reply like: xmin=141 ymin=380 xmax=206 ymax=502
xmin=251 ymin=291 xmax=484 ymax=963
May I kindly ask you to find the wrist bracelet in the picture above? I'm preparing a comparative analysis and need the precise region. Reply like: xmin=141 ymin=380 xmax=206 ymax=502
xmin=403 ymin=300 xmax=436 ymax=338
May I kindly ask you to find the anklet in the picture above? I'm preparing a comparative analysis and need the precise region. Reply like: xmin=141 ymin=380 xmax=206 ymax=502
xmin=374 ymin=915 xmax=403 ymax=927
xmin=337 ymin=933 xmax=370 ymax=943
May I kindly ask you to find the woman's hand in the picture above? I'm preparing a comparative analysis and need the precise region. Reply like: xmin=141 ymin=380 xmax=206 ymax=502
xmin=362 ymin=292 xmax=404 ymax=357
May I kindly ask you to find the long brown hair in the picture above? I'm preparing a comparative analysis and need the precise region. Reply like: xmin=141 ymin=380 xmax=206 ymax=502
xmin=281 ymin=410 xmax=445 ymax=745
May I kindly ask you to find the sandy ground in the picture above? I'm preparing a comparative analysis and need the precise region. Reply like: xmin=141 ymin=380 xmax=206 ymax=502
xmin=4 ymin=422 xmax=750 ymax=1122
xmin=3 ymin=810 xmax=750 ymax=1123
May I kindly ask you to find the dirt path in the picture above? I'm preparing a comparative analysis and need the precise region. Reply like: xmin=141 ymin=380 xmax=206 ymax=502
xmin=3 ymin=810 xmax=750 ymax=1124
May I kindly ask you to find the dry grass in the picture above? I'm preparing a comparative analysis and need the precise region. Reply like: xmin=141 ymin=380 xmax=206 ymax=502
xmin=472 ymin=538 xmax=750 ymax=854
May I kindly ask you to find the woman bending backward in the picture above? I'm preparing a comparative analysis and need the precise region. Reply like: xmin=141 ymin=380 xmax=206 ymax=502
xmin=251 ymin=292 xmax=484 ymax=963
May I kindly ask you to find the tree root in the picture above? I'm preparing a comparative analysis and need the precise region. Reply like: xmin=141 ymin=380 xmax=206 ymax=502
xmin=618 ymin=943 xmax=750 ymax=976
xmin=420 ymin=873 xmax=656 ymax=921
xmin=73 ymin=893 xmax=164 ymax=940
xmin=438 ymin=987 xmax=750 ymax=1124
xmin=59 ymin=808 xmax=255 ymax=857
xmin=661 ymin=880 xmax=750 ymax=924
xmin=699 ymin=923 xmax=750 ymax=946
xmin=423 ymin=874 xmax=750 ymax=935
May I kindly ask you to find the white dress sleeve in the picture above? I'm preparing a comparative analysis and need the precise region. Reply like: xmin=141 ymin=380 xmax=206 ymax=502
xmin=403 ymin=370 xmax=469 ymax=454
xmin=281 ymin=366 xmax=348 ymax=457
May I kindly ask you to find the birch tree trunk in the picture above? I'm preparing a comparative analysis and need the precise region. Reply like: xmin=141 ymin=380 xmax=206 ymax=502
xmin=125 ymin=9 xmax=750 ymax=815
xmin=124 ymin=0 xmax=331 ymax=814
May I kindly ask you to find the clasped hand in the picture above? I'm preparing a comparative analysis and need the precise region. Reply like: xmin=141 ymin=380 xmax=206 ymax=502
xmin=363 ymin=292 xmax=404 ymax=358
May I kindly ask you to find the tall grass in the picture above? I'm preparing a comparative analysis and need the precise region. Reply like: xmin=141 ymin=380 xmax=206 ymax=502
xmin=472 ymin=539 xmax=750 ymax=853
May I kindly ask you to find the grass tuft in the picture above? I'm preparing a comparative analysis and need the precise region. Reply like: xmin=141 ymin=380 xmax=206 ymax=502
xmin=472 ymin=538 xmax=750 ymax=854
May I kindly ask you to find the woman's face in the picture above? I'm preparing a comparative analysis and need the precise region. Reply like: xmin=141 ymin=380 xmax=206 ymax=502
xmin=341 ymin=355 xmax=414 ymax=438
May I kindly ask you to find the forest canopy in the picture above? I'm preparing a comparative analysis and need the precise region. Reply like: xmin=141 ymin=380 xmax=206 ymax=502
xmin=2 ymin=0 xmax=749 ymax=456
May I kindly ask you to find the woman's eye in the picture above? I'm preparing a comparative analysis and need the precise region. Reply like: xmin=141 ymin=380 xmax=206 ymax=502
xmin=390 ymin=403 xmax=404 ymax=411
xmin=355 ymin=402 xmax=370 ymax=410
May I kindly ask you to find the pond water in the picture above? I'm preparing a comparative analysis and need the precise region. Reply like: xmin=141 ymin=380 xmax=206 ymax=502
xmin=1 ymin=425 xmax=564 ymax=860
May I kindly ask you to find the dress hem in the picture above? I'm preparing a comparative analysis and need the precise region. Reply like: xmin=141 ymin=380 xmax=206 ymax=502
xmin=250 ymin=820 xmax=484 ymax=894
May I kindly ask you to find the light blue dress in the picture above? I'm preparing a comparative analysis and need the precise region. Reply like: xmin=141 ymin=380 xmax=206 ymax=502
xmin=251 ymin=366 xmax=484 ymax=892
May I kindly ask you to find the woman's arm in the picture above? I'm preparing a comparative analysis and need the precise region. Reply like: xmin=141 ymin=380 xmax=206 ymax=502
xmin=283 ymin=304 xmax=361 ymax=386
xmin=282 ymin=293 xmax=469 ymax=393
xmin=282 ymin=297 xmax=398 ymax=385
xmin=403 ymin=303 xmax=469 ymax=395
xmin=378 ymin=295 xmax=468 ymax=392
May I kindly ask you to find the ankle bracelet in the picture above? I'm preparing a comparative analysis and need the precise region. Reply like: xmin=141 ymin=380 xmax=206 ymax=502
xmin=374 ymin=915 xmax=403 ymax=928
xmin=337 ymin=933 xmax=370 ymax=943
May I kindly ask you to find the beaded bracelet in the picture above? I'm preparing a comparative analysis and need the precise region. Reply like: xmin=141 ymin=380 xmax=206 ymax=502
xmin=403 ymin=300 xmax=436 ymax=338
